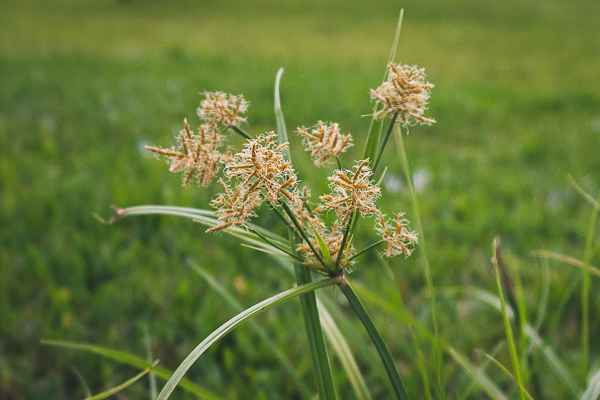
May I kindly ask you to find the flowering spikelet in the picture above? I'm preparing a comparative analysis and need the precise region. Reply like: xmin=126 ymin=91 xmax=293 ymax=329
xmin=207 ymin=178 xmax=261 ymax=232
xmin=321 ymin=159 xmax=380 ymax=226
xmin=288 ymin=187 xmax=324 ymax=229
xmin=375 ymin=212 xmax=418 ymax=257
xmin=225 ymin=131 xmax=297 ymax=203
xmin=198 ymin=91 xmax=248 ymax=127
xmin=296 ymin=221 xmax=355 ymax=273
xmin=297 ymin=121 xmax=353 ymax=166
xmin=145 ymin=119 xmax=231 ymax=187
xmin=370 ymin=62 xmax=435 ymax=126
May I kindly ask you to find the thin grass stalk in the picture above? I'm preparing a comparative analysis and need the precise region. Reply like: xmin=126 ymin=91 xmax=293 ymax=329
xmin=379 ymin=256 xmax=432 ymax=400
xmin=362 ymin=9 xmax=403 ymax=163
xmin=191 ymin=264 xmax=313 ymax=398
xmin=492 ymin=238 xmax=527 ymax=400
xmin=274 ymin=69 xmax=338 ymax=399
xmin=372 ymin=112 xmax=399 ymax=174
xmin=143 ymin=326 xmax=158 ymax=400
xmin=42 ymin=340 xmax=222 ymax=400
xmin=581 ymin=190 xmax=600 ymax=376
xmin=394 ymin=126 xmax=446 ymax=398
xmin=340 ymin=279 xmax=409 ymax=400
xmin=84 ymin=360 xmax=159 ymax=400
xmin=230 ymin=125 xmax=252 ymax=140
xmin=156 ymin=277 xmax=341 ymax=400
xmin=296 ymin=263 xmax=339 ymax=399
xmin=248 ymin=226 xmax=303 ymax=261
xmin=349 ymin=240 xmax=386 ymax=261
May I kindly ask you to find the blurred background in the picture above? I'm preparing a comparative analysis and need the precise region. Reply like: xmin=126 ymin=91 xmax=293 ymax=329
xmin=1 ymin=0 xmax=599 ymax=398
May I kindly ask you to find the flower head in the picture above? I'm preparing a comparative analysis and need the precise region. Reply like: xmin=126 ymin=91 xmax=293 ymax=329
xmin=375 ymin=212 xmax=418 ymax=257
xmin=225 ymin=131 xmax=297 ymax=203
xmin=320 ymin=159 xmax=380 ymax=226
xmin=297 ymin=121 xmax=353 ymax=166
xmin=145 ymin=119 xmax=231 ymax=187
xmin=207 ymin=178 xmax=262 ymax=232
xmin=197 ymin=91 xmax=249 ymax=127
xmin=296 ymin=221 xmax=355 ymax=273
xmin=370 ymin=63 xmax=435 ymax=126
xmin=288 ymin=187 xmax=324 ymax=229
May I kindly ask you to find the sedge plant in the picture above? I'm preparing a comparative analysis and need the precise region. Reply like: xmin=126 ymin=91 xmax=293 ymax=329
xmin=95 ymin=18 xmax=438 ymax=399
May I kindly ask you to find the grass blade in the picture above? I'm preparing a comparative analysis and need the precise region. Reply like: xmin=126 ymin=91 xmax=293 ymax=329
xmin=457 ymin=286 xmax=580 ymax=397
xmin=41 ymin=340 xmax=220 ymax=399
xmin=318 ymin=298 xmax=372 ymax=400
xmin=580 ymin=368 xmax=600 ymax=400
xmin=351 ymin=283 xmax=506 ymax=400
xmin=448 ymin=348 xmax=509 ymax=400
xmin=308 ymin=219 xmax=336 ymax=274
xmin=191 ymin=263 xmax=313 ymax=398
xmin=274 ymin=68 xmax=288 ymax=145
xmin=274 ymin=68 xmax=338 ymax=399
xmin=84 ymin=359 xmax=159 ymax=400
xmin=531 ymin=251 xmax=600 ymax=278
xmin=363 ymin=9 xmax=403 ymax=162
xmin=394 ymin=121 xmax=446 ymax=398
xmin=567 ymin=174 xmax=600 ymax=210
xmin=492 ymin=240 xmax=526 ymax=400
xmin=580 ymin=190 xmax=600 ymax=373
xmin=477 ymin=351 xmax=535 ymax=400
xmin=340 ymin=279 xmax=409 ymax=400
xmin=156 ymin=276 xmax=341 ymax=400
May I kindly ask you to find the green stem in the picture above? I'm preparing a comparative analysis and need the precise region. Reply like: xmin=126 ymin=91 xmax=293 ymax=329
xmin=335 ymin=155 xmax=343 ymax=171
xmin=247 ymin=226 xmax=304 ymax=262
xmin=280 ymin=201 xmax=326 ymax=267
xmin=230 ymin=125 xmax=252 ymax=140
xmin=340 ymin=279 xmax=409 ymax=400
xmin=394 ymin=129 xmax=446 ymax=398
xmin=335 ymin=213 xmax=354 ymax=271
xmin=581 ymin=190 xmax=600 ymax=376
xmin=349 ymin=240 xmax=387 ymax=261
xmin=294 ymin=241 xmax=339 ymax=400
xmin=372 ymin=112 xmax=399 ymax=174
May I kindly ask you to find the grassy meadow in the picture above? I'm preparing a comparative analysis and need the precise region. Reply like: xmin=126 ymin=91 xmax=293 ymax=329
xmin=1 ymin=0 xmax=599 ymax=398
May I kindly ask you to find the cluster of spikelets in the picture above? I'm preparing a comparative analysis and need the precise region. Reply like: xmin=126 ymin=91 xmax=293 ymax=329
xmin=146 ymin=62 xmax=434 ymax=275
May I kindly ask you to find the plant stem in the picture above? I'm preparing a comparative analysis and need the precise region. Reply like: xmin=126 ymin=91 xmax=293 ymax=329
xmin=340 ymin=279 xmax=409 ymax=400
xmin=581 ymin=190 xmax=600 ymax=376
xmin=230 ymin=125 xmax=252 ymax=140
xmin=349 ymin=240 xmax=387 ymax=261
xmin=335 ymin=213 xmax=353 ymax=271
xmin=372 ymin=112 xmax=399 ymax=174
xmin=394 ymin=128 xmax=446 ymax=398
xmin=294 ymin=244 xmax=339 ymax=400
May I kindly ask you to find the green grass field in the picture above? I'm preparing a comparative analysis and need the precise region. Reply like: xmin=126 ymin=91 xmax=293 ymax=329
xmin=1 ymin=0 xmax=599 ymax=398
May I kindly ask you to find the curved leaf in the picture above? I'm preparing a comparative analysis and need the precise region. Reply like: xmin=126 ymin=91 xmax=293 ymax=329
xmin=156 ymin=277 xmax=341 ymax=400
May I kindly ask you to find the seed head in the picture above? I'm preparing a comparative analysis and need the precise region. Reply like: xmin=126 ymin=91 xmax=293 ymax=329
xmin=370 ymin=63 xmax=435 ymax=126
xmin=375 ymin=212 xmax=418 ymax=257
xmin=225 ymin=131 xmax=297 ymax=203
xmin=145 ymin=119 xmax=231 ymax=187
xmin=297 ymin=121 xmax=353 ymax=166
xmin=287 ymin=187 xmax=324 ymax=229
xmin=197 ymin=91 xmax=249 ymax=127
xmin=320 ymin=159 xmax=380 ymax=226
xmin=207 ymin=178 xmax=261 ymax=232
xmin=296 ymin=221 xmax=356 ymax=273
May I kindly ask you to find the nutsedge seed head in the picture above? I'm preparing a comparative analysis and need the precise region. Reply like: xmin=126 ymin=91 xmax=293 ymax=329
xmin=198 ymin=91 xmax=249 ymax=127
xmin=296 ymin=121 xmax=354 ymax=166
xmin=320 ymin=159 xmax=380 ymax=226
xmin=370 ymin=62 xmax=436 ymax=126
xmin=375 ymin=212 xmax=418 ymax=257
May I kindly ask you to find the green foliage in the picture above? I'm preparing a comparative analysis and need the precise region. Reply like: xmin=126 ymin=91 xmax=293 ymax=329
xmin=1 ymin=0 xmax=600 ymax=398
